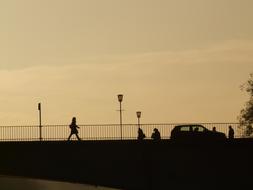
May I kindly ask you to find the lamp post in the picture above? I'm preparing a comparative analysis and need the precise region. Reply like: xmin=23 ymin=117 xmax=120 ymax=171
xmin=117 ymin=94 xmax=123 ymax=140
xmin=136 ymin=111 xmax=141 ymax=129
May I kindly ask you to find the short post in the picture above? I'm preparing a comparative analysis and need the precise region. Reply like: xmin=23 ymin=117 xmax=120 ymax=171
xmin=38 ymin=103 xmax=42 ymax=141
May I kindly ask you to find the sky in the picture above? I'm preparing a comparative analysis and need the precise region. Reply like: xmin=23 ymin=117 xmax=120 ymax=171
xmin=0 ymin=0 xmax=253 ymax=125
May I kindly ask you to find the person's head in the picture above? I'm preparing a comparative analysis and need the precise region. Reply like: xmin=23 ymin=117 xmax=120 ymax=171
xmin=229 ymin=125 xmax=232 ymax=129
xmin=72 ymin=117 xmax=76 ymax=123
xmin=213 ymin=127 xmax=216 ymax=131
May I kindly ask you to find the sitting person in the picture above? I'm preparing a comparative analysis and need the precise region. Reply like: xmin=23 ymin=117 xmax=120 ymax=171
xmin=137 ymin=127 xmax=146 ymax=140
xmin=151 ymin=128 xmax=161 ymax=141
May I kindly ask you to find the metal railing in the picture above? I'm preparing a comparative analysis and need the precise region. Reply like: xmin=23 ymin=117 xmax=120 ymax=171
xmin=0 ymin=123 xmax=249 ymax=142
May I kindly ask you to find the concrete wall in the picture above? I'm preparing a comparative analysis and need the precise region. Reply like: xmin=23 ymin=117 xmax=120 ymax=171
xmin=0 ymin=139 xmax=252 ymax=189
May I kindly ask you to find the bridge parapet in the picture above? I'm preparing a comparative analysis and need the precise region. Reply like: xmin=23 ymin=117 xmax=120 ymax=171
xmin=0 ymin=123 xmax=245 ymax=141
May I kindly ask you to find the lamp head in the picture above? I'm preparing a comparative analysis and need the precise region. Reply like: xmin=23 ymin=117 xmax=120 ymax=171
xmin=136 ymin=111 xmax=141 ymax=118
xmin=117 ymin=94 xmax=123 ymax=102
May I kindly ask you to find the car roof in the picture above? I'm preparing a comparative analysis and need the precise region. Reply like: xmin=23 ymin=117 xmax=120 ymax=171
xmin=175 ymin=124 xmax=205 ymax=127
xmin=177 ymin=124 xmax=203 ymax=127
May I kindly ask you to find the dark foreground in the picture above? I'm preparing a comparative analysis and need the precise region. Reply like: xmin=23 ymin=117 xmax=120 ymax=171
xmin=0 ymin=139 xmax=252 ymax=190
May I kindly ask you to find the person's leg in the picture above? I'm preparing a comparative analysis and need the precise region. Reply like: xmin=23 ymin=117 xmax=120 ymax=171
xmin=68 ymin=133 xmax=73 ymax=140
xmin=75 ymin=133 xmax=81 ymax=141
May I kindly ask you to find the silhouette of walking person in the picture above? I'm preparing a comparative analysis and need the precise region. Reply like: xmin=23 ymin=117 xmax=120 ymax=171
xmin=137 ymin=127 xmax=146 ymax=140
xmin=228 ymin=125 xmax=234 ymax=140
xmin=67 ymin=117 xmax=81 ymax=141
xmin=151 ymin=128 xmax=161 ymax=141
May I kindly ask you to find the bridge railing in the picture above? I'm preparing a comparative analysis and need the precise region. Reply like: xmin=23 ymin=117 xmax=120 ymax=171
xmin=0 ymin=123 xmax=248 ymax=141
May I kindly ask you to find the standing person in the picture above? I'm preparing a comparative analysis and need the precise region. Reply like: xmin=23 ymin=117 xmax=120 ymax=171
xmin=137 ymin=127 xmax=146 ymax=140
xmin=151 ymin=128 xmax=161 ymax=141
xmin=67 ymin=117 xmax=81 ymax=141
xmin=228 ymin=125 xmax=234 ymax=139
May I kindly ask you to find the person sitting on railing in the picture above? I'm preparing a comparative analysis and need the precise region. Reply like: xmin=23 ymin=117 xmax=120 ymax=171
xmin=137 ymin=127 xmax=146 ymax=140
xmin=67 ymin=117 xmax=81 ymax=141
xmin=151 ymin=128 xmax=161 ymax=141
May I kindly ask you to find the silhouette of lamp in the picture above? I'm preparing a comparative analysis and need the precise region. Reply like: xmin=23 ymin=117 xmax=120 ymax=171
xmin=117 ymin=94 xmax=123 ymax=140
xmin=136 ymin=111 xmax=141 ymax=129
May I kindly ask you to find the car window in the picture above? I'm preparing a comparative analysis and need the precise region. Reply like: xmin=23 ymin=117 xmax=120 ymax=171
xmin=193 ymin=126 xmax=205 ymax=132
xmin=180 ymin=126 xmax=190 ymax=131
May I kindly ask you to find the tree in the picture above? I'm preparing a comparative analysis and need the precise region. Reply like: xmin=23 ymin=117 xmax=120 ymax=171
xmin=239 ymin=73 xmax=253 ymax=136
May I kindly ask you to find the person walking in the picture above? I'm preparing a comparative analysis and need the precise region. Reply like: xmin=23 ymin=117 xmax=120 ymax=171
xmin=67 ymin=117 xmax=81 ymax=141
xmin=228 ymin=125 xmax=234 ymax=140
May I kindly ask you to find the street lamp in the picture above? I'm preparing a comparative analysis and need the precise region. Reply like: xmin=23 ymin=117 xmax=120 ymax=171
xmin=117 ymin=94 xmax=123 ymax=140
xmin=136 ymin=111 xmax=141 ymax=129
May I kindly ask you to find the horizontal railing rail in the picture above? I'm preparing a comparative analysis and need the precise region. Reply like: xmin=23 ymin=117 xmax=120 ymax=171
xmin=0 ymin=123 xmax=249 ymax=141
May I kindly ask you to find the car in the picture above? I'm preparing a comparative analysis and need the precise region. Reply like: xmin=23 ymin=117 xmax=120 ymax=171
xmin=170 ymin=124 xmax=226 ymax=142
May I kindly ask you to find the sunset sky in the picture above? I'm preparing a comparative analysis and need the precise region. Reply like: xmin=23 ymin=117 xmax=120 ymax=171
xmin=1 ymin=0 xmax=253 ymax=125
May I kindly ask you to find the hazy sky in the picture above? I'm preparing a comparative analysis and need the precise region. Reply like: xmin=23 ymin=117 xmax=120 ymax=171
xmin=1 ymin=0 xmax=253 ymax=125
